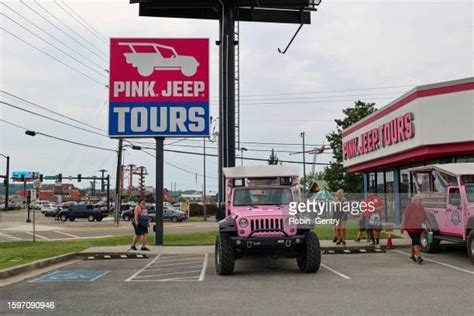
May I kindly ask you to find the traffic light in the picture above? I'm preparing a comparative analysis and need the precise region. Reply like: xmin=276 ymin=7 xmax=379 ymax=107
xmin=77 ymin=174 xmax=82 ymax=182
xmin=39 ymin=174 xmax=43 ymax=182
xmin=57 ymin=173 xmax=62 ymax=182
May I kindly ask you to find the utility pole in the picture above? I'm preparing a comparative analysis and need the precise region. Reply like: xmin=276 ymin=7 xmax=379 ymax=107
xmin=99 ymin=169 xmax=107 ymax=193
xmin=0 ymin=154 xmax=9 ymax=214
xmin=114 ymin=139 xmax=123 ymax=226
xmin=300 ymin=132 xmax=306 ymax=194
xmin=155 ymin=137 xmax=164 ymax=245
xmin=203 ymin=137 xmax=207 ymax=220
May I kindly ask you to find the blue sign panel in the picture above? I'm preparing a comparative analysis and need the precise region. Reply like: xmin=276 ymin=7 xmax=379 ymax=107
xmin=31 ymin=270 xmax=109 ymax=282
xmin=109 ymin=102 xmax=209 ymax=137
xmin=11 ymin=171 xmax=39 ymax=181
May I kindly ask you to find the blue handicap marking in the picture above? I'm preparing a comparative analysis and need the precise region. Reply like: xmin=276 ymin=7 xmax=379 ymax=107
xmin=31 ymin=270 xmax=109 ymax=282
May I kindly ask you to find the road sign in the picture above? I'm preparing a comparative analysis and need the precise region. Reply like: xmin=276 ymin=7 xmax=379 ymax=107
xmin=108 ymin=38 xmax=209 ymax=138
xmin=11 ymin=171 xmax=39 ymax=182
xmin=44 ymin=176 xmax=56 ymax=180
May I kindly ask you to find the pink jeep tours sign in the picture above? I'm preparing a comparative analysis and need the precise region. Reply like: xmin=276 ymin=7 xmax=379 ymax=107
xmin=109 ymin=38 xmax=209 ymax=138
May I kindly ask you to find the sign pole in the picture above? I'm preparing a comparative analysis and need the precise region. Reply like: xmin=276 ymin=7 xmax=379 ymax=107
xmin=25 ymin=180 xmax=31 ymax=223
xmin=114 ymin=139 xmax=123 ymax=226
xmin=155 ymin=137 xmax=164 ymax=245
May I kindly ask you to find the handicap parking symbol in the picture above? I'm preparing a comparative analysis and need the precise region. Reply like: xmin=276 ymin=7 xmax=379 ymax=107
xmin=31 ymin=270 xmax=109 ymax=282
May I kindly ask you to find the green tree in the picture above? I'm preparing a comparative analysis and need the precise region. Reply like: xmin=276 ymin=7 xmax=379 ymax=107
xmin=324 ymin=100 xmax=377 ymax=193
xmin=268 ymin=149 xmax=279 ymax=165
xmin=301 ymin=171 xmax=325 ymax=192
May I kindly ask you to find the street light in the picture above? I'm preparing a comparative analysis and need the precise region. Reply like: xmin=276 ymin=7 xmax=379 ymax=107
xmin=240 ymin=147 xmax=248 ymax=166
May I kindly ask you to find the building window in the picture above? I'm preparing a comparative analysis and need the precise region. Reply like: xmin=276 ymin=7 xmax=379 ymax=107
xmin=376 ymin=171 xmax=385 ymax=194
xmin=368 ymin=172 xmax=376 ymax=193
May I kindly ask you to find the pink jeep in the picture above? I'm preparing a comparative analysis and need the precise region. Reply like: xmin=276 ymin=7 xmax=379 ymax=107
xmin=215 ymin=165 xmax=321 ymax=275
xmin=409 ymin=163 xmax=474 ymax=263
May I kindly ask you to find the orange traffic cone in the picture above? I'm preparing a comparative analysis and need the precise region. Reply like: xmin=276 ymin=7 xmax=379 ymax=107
xmin=386 ymin=232 xmax=393 ymax=250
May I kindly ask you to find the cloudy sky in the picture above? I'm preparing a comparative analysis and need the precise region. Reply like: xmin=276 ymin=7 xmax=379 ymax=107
xmin=0 ymin=0 xmax=472 ymax=191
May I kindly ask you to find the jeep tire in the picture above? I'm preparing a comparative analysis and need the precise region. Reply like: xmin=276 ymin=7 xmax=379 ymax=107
xmin=297 ymin=231 xmax=321 ymax=273
xmin=215 ymin=233 xmax=235 ymax=275
xmin=420 ymin=230 xmax=440 ymax=253
xmin=467 ymin=230 xmax=474 ymax=265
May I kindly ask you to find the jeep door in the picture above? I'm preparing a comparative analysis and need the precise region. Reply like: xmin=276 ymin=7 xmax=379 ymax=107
xmin=445 ymin=187 xmax=463 ymax=236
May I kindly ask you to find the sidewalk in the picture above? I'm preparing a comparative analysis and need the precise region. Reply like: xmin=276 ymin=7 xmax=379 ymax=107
xmin=80 ymin=235 xmax=411 ymax=256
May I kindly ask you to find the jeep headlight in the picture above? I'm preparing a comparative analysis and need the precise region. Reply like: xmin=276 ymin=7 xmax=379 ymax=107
xmin=239 ymin=218 xmax=249 ymax=228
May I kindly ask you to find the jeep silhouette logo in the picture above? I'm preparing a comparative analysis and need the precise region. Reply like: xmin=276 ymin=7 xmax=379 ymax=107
xmin=119 ymin=42 xmax=200 ymax=77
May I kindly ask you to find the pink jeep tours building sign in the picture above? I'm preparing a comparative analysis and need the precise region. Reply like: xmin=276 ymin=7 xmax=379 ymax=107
xmin=108 ymin=38 xmax=209 ymax=138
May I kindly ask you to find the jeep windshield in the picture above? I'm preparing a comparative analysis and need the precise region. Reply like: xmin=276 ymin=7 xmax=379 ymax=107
xmin=233 ymin=188 xmax=293 ymax=206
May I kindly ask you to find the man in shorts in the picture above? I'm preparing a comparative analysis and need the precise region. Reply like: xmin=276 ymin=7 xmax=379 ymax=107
xmin=400 ymin=194 xmax=431 ymax=264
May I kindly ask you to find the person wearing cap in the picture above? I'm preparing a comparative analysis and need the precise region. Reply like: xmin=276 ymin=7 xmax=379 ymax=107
xmin=400 ymin=194 xmax=431 ymax=264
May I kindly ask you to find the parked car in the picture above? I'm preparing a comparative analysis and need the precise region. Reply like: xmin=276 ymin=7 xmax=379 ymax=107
xmin=57 ymin=204 xmax=105 ymax=222
xmin=121 ymin=206 xmax=185 ymax=223
xmin=41 ymin=203 xmax=60 ymax=217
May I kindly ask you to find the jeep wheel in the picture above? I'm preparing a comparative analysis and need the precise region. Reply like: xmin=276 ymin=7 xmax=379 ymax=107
xmin=171 ymin=216 xmax=178 ymax=223
xmin=181 ymin=65 xmax=197 ymax=77
xmin=96 ymin=217 xmax=103 ymax=222
xmin=215 ymin=234 xmax=235 ymax=275
xmin=420 ymin=230 xmax=440 ymax=253
xmin=123 ymin=214 xmax=131 ymax=222
xmin=467 ymin=230 xmax=474 ymax=265
xmin=60 ymin=214 xmax=67 ymax=222
xmin=297 ymin=231 xmax=321 ymax=273
xmin=88 ymin=215 xmax=95 ymax=222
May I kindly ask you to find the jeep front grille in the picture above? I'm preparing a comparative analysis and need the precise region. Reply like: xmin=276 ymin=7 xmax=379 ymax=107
xmin=250 ymin=218 xmax=284 ymax=232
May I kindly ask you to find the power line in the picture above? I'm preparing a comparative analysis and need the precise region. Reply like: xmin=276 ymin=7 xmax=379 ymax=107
xmin=60 ymin=0 xmax=108 ymax=43
xmin=0 ymin=3 xmax=107 ymax=71
xmin=21 ymin=0 xmax=107 ymax=63
xmin=0 ymin=91 xmax=107 ymax=133
xmin=137 ymin=146 xmax=329 ymax=165
xmin=0 ymin=27 xmax=107 ymax=87
xmin=210 ymin=91 xmax=405 ymax=102
xmin=210 ymin=96 xmax=394 ymax=106
xmin=0 ymin=100 xmax=107 ymax=137
xmin=139 ymin=148 xmax=218 ymax=179
xmin=1 ymin=12 xmax=107 ymax=78
xmin=54 ymin=0 xmax=108 ymax=45
xmin=211 ymin=84 xmax=415 ymax=98
xmin=33 ymin=0 xmax=108 ymax=58
xmin=0 ymin=119 xmax=116 ymax=152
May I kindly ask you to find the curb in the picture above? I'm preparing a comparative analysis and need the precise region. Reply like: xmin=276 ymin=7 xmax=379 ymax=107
xmin=0 ymin=252 xmax=78 ymax=280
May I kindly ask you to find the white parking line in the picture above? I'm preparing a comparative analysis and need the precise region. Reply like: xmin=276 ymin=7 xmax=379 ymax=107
xmin=24 ymin=232 xmax=49 ymax=240
xmin=199 ymin=253 xmax=208 ymax=281
xmin=153 ymin=257 xmax=204 ymax=264
xmin=134 ymin=270 xmax=202 ymax=279
xmin=144 ymin=265 xmax=203 ymax=272
xmin=0 ymin=232 xmax=23 ymax=241
xmin=53 ymin=231 xmax=79 ymax=238
xmin=321 ymin=263 xmax=352 ymax=280
xmin=125 ymin=254 xmax=161 ymax=282
xmin=392 ymin=250 xmax=474 ymax=275
xmin=149 ymin=261 xmax=204 ymax=268
xmin=90 ymin=271 xmax=110 ymax=281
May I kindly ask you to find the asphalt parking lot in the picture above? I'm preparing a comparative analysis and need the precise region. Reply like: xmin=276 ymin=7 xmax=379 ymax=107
xmin=0 ymin=246 xmax=472 ymax=315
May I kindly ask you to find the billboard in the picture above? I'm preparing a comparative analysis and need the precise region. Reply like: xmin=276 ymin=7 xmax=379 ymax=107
xmin=11 ymin=171 xmax=39 ymax=182
xmin=108 ymin=38 xmax=210 ymax=138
